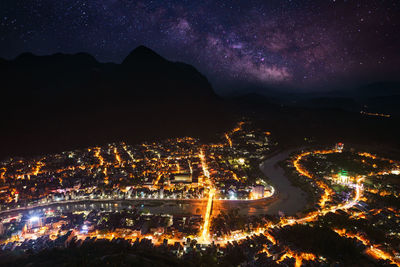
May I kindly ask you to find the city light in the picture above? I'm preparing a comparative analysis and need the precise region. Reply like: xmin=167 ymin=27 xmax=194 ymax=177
xmin=1 ymin=122 xmax=399 ymax=266
xmin=81 ymin=225 xmax=89 ymax=234
xmin=29 ymin=216 xmax=40 ymax=223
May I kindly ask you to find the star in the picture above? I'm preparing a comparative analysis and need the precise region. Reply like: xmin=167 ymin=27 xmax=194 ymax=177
xmin=0 ymin=0 xmax=398 ymax=93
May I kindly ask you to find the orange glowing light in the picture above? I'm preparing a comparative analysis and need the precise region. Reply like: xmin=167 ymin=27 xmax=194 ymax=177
xmin=225 ymin=133 xmax=233 ymax=148
xmin=333 ymin=228 xmax=400 ymax=266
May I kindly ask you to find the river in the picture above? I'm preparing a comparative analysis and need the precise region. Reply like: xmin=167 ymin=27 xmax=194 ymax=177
xmin=0 ymin=149 xmax=307 ymax=219
xmin=259 ymin=149 xmax=308 ymax=215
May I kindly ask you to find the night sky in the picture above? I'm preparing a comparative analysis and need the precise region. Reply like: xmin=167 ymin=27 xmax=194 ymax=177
xmin=1 ymin=0 xmax=399 ymax=93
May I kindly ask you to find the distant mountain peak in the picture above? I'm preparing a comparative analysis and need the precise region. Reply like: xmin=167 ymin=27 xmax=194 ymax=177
xmin=122 ymin=45 xmax=166 ymax=65
xmin=12 ymin=51 xmax=98 ymax=68
xmin=15 ymin=52 xmax=36 ymax=61
xmin=4 ymin=46 xmax=217 ymax=100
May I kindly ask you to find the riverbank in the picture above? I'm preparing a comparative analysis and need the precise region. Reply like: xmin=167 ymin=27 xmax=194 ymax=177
xmin=0 ymin=149 xmax=307 ymax=218
xmin=259 ymin=149 xmax=308 ymax=215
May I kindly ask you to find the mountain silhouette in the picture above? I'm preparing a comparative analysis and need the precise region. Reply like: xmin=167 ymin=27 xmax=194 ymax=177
xmin=1 ymin=46 xmax=398 ymax=160
xmin=0 ymin=46 xmax=230 ymax=159
xmin=1 ymin=45 xmax=216 ymax=108
xmin=122 ymin=45 xmax=167 ymax=65
xmin=116 ymin=45 xmax=216 ymax=98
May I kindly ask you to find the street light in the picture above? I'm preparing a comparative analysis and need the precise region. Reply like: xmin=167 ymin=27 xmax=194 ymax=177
xmin=29 ymin=216 xmax=40 ymax=223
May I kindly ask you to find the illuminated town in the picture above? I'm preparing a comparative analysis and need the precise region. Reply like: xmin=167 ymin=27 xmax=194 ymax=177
xmin=2 ymin=0 xmax=400 ymax=264
xmin=0 ymin=120 xmax=399 ymax=266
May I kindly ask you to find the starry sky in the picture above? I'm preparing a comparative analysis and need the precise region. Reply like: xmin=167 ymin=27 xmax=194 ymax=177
xmin=1 ymin=0 xmax=399 ymax=93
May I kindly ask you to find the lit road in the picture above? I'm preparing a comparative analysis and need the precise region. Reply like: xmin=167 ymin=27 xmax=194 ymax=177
xmin=3 ymin=144 xmax=399 ymax=266
xmin=199 ymin=188 xmax=215 ymax=243
xmin=198 ymin=148 xmax=215 ymax=243
xmin=217 ymin=149 xmax=363 ymax=239
xmin=213 ymin=149 xmax=400 ymax=267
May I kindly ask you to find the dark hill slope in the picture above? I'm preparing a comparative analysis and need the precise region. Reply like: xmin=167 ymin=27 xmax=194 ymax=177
xmin=0 ymin=46 xmax=231 ymax=159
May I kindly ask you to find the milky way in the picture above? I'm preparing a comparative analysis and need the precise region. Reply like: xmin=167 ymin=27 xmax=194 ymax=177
xmin=1 ymin=0 xmax=399 ymax=93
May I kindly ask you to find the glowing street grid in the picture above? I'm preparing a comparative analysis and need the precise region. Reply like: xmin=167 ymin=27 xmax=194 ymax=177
xmin=0 ymin=121 xmax=400 ymax=266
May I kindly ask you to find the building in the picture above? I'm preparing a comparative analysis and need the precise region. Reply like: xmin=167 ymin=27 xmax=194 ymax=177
xmin=172 ymin=173 xmax=192 ymax=183
xmin=252 ymin=185 xmax=265 ymax=199
xmin=335 ymin=143 xmax=344 ymax=153
xmin=26 ymin=216 xmax=43 ymax=231
xmin=334 ymin=170 xmax=350 ymax=185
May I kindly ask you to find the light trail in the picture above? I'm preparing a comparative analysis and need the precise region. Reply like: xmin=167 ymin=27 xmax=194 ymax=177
xmin=153 ymin=173 xmax=162 ymax=186
xmin=231 ymin=171 xmax=240 ymax=181
xmin=198 ymin=148 xmax=214 ymax=243
xmin=113 ymin=147 xmax=122 ymax=166
xmin=32 ymin=161 xmax=45 ymax=176
xmin=277 ymin=250 xmax=316 ymax=267
xmin=216 ymin=149 xmax=363 ymax=241
xmin=199 ymin=149 xmax=210 ymax=179
xmin=0 ymin=167 xmax=6 ymax=181
xmin=360 ymin=111 xmax=391 ymax=118
xmin=200 ymin=188 xmax=215 ymax=243
xmin=4 ymin=138 xmax=399 ymax=266
xmin=292 ymin=150 xmax=337 ymax=210
xmin=122 ymin=144 xmax=137 ymax=170
xmin=216 ymin=149 xmax=365 ymax=258
xmin=93 ymin=147 xmax=104 ymax=166
xmin=214 ymin=149 xmax=400 ymax=266
xmin=264 ymin=229 xmax=276 ymax=245
xmin=231 ymin=121 xmax=244 ymax=134
xmin=223 ymin=121 xmax=244 ymax=148
xmin=225 ymin=133 xmax=232 ymax=148
xmin=280 ymin=176 xmax=363 ymax=227
xmin=333 ymin=228 xmax=400 ymax=267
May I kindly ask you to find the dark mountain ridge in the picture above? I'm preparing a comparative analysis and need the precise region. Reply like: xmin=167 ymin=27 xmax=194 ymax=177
xmin=0 ymin=46 xmax=230 ymax=160
xmin=242 ymin=81 xmax=400 ymax=115
xmin=1 ymin=46 xmax=216 ymax=107
xmin=0 ymin=46 xmax=399 ymax=160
